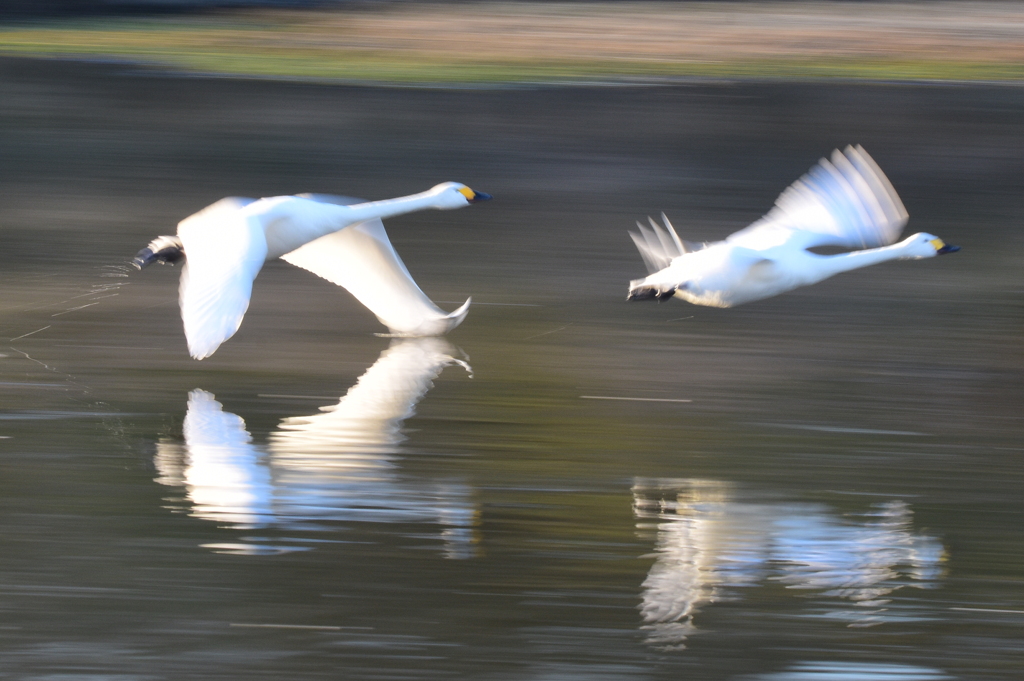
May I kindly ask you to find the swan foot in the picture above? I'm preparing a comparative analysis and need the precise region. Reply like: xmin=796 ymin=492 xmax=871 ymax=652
xmin=627 ymin=286 xmax=677 ymax=302
xmin=133 ymin=236 xmax=185 ymax=269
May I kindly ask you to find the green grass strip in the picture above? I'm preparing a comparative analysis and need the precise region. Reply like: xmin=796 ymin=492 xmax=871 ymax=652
xmin=1 ymin=17 xmax=1022 ymax=84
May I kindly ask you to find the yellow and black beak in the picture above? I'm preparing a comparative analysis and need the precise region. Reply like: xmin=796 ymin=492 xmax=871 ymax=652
xmin=930 ymin=238 xmax=960 ymax=255
xmin=458 ymin=187 xmax=493 ymax=204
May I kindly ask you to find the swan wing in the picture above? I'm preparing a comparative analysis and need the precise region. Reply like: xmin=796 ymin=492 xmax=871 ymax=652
xmin=727 ymin=145 xmax=909 ymax=251
xmin=281 ymin=194 xmax=469 ymax=336
xmin=177 ymin=198 xmax=268 ymax=360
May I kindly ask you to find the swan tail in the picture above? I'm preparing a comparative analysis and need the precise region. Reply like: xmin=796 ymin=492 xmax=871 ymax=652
xmin=630 ymin=229 xmax=663 ymax=274
xmin=629 ymin=214 xmax=703 ymax=275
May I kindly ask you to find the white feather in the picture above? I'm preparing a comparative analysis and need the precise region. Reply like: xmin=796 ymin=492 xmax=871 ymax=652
xmin=281 ymin=196 xmax=469 ymax=337
xmin=629 ymin=214 xmax=694 ymax=275
xmin=726 ymin=144 xmax=908 ymax=252
xmin=177 ymin=199 xmax=267 ymax=360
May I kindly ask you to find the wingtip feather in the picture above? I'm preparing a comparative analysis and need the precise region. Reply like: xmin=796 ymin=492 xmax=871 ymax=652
xmin=445 ymin=297 xmax=472 ymax=332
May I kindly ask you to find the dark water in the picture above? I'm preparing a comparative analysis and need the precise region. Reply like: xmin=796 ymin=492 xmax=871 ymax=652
xmin=1 ymin=58 xmax=1022 ymax=679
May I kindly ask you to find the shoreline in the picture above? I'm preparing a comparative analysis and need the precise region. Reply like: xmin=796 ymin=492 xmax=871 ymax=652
xmin=2 ymin=2 xmax=1024 ymax=85
xmin=6 ymin=54 xmax=1024 ymax=90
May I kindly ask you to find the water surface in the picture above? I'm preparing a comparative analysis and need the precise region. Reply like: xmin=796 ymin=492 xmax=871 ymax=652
xmin=0 ymin=58 xmax=1022 ymax=679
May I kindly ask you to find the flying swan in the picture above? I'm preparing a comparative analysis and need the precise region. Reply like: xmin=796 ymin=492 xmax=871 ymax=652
xmin=627 ymin=146 xmax=958 ymax=307
xmin=133 ymin=182 xmax=491 ymax=359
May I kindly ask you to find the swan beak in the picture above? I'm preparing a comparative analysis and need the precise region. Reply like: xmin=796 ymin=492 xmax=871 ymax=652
xmin=458 ymin=187 xmax=492 ymax=203
xmin=931 ymin=238 xmax=960 ymax=255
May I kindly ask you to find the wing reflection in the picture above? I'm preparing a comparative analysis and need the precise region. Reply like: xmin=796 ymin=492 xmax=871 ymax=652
xmin=633 ymin=479 xmax=945 ymax=650
xmin=269 ymin=336 xmax=470 ymax=469
xmin=153 ymin=338 xmax=477 ymax=557
xmin=749 ymin=661 xmax=952 ymax=680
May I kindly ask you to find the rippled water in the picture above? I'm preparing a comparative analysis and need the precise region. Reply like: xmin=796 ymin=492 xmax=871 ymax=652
xmin=0 ymin=58 xmax=1022 ymax=679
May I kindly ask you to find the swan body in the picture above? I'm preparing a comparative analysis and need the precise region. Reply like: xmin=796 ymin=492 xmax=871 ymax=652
xmin=627 ymin=146 xmax=958 ymax=307
xmin=134 ymin=182 xmax=490 ymax=359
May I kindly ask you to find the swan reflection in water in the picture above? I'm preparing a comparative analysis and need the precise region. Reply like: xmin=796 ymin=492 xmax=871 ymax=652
xmin=153 ymin=337 xmax=477 ymax=557
xmin=747 ymin=661 xmax=952 ymax=681
xmin=633 ymin=479 xmax=945 ymax=650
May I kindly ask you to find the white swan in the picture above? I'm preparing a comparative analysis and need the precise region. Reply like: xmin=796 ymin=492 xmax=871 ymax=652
xmin=627 ymin=146 xmax=958 ymax=307
xmin=133 ymin=182 xmax=491 ymax=359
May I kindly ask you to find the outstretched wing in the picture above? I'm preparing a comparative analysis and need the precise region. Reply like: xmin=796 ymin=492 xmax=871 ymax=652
xmin=727 ymin=145 xmax=909 ymax=251
xmin=281 ymin=194 xmax=469 ymax=337
xmin=177 ymin=198 xmax=268 ymax=360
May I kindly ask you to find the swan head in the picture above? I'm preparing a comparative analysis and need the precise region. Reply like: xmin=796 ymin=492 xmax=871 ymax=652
xmin=899 ymin=232 xmax=960 ymax=259
xmin=429 ymin=182 xmax=493 ymax=210
xmin=133 ymin=235 xmax=185 ymax=269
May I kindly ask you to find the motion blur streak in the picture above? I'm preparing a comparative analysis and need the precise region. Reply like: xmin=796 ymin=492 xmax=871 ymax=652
xmin=2 ymin=3 xmax=1024 ymax=82
xmin=0 ymin=47 xmax=1022 ymax=681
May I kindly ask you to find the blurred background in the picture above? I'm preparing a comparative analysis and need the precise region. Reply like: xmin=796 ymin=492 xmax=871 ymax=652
xmin=0 ymin=2 xmax=1022 ymax=680
xmin=2 ymin=1 xmax=1024 ymax=82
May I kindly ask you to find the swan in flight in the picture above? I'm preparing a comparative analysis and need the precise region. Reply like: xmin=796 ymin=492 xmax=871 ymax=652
xmin=133 ymin=183 xmax=491 ymax=359
xmin=627 ymin=146 xmax=958 ymax=307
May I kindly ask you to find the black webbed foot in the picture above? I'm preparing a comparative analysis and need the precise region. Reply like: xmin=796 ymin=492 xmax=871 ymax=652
xmin=133 ymin=236 xmax=184 ymax=269
xmin=626 ymin=286 xmax=677 ymax=302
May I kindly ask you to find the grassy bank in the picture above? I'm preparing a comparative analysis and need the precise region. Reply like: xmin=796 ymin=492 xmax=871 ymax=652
xmin=2 ymin=2 xmax=1023 ymax=83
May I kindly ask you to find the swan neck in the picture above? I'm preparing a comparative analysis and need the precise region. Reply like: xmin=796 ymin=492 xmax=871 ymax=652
xmin=262 ymin=189 xmax=444 ymax=260
xmin=817 ymin=243 xmax=908 ymax=278
xmin=346 ymin=191 xmax=439 ymax=223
